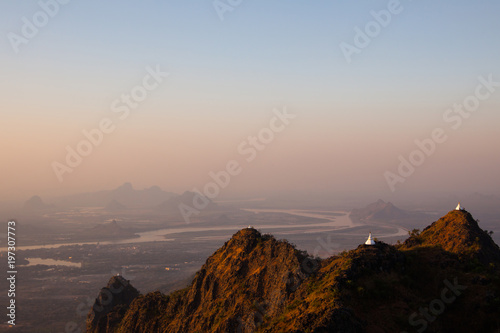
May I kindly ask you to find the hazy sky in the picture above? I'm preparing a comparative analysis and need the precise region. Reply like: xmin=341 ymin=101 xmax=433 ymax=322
xmin=1 ymin=1 xmax=499 ymax=202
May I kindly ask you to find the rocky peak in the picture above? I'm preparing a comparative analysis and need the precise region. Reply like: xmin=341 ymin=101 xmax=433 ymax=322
xmin=404 ymin=209 xmax=500 ymax=263
xmin=86 ymin=275 xmax=139 ymax=333
xmin=216 ymin=227 xmax=262 ymax=254
xmin=87 ymin=228 xmax=309 ymax=332
xmin=180 ymin=228 xmax=306 ymax=331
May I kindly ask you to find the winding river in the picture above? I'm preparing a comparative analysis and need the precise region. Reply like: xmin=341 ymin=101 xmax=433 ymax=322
xmin=2 ymin=209 xmax=408 ymax=252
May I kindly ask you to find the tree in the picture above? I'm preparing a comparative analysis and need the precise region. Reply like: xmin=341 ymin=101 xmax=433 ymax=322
xmin=408 ymin=229 xmax=420 ymax=237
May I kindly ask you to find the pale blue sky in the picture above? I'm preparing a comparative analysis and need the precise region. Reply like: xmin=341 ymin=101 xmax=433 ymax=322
xmin=1 ymin=1 xmax=499 ymax=201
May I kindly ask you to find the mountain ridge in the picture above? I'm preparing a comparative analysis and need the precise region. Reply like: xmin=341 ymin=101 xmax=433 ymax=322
xmin=55 ymin=183 xmax=176 ymax=208
xmin=87 ymin=209 xmax=500 ymax=332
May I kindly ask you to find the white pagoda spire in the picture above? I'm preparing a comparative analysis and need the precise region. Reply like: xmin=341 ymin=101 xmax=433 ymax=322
xmin=365 ymin=232 xmax=375 ymax=245
xmin=455 ymin=202 xmax=464 ymax=211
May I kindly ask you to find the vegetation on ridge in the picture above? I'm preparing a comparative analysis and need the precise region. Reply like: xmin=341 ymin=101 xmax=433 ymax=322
xmin=87 ymin=210 xmax=500 ymax=332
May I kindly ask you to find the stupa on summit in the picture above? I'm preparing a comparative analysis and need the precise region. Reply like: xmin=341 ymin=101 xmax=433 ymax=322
xmin=365 ymin=232 xmax=375 ymax=245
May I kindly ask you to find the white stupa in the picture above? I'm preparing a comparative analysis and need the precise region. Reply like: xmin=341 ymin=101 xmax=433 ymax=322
xmin=365 ymin=232 xmax=375 ymax=245
xmin=455 ymin=202 xmax=464 ymax=211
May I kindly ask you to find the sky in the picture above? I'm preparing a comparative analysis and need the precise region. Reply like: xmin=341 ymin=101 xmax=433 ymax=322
xmin=1 ymin=0 xmax=499 ymax=203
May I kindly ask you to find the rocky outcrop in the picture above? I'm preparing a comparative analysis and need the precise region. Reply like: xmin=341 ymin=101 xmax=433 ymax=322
xmin=87 ymin=275 xmax=140 ymax=333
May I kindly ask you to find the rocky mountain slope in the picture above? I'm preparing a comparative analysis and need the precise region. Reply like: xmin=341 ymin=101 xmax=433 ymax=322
xmin=87 ymin=209 xmax=500 ymax=332
xmin=402 ymin=209 xmax=500 ymax=264
xmin=88 ymin=275 xmax=140 ymax=332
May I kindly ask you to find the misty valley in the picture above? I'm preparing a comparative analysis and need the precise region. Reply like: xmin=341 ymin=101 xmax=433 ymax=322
xmin=1 ymin=184 xmax=500 ymax=332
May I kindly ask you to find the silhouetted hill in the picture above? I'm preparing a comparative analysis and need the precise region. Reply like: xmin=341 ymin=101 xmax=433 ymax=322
xmin=84 ymin=220 xmax=137 ymax=239
xmin=23 ymin=195 xmax=54 ymax=211
xmin=87 ymin=210 xmax=500 ymax=332
xmin=350 ymin=199 xmax=408 ymax=222
xmin=56 ymin=183 xmax=176 ymax=208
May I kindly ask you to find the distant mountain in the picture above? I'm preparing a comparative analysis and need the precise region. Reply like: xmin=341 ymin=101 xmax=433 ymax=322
xmin=23 ymin=195 xmax=54 ymax=211
xmin=104 ymin=200 xmax=127 ymax=211
xmin=85 ymin=220 xmax=137 ymax=239
xmin=350 ymin=199 xmax=408 ymax=222
xmin=56 ymin=183 xmax=176 ymax=208
xmin=87 ymin=210 xmax=500 ymax=332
